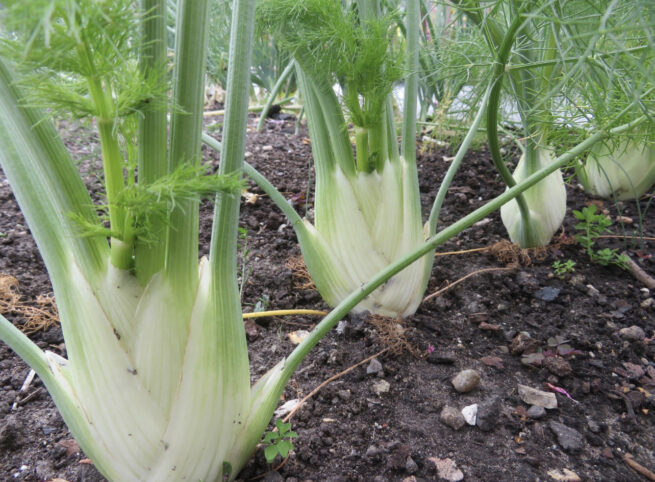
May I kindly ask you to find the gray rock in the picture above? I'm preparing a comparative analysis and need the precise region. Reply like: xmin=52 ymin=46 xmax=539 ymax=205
xmin=618 ymin=325 xmax=645 ymax=341
xmin=518 ymin=384 xmax=558 ymax=409
xmin=372 ymin=379 xmax=390 ymax=396
xmin=534 ymin=287 xmax=560 ymax=302
xmin=366 ymin=445 xmax=381 ymax=457
xmin=367 ymin=358 xmax=383 ymax=375
xmin=262 ymin=471 xmax=284 ymax=482
xmin=426 ymin=350 xmax=456 ymax=365
xmin=527 ymin=405 xmax=546 ymax=419
xmin=452 ymin=369 xmax=481 ymax=393
xmin=337 ymin=389 xmax=351 ymax=401
xmin=476 ymin=398 xmax=500 ymax=431
xmin=34 ymin=460 xmax=54 ymax=481
xmin=549 ymin=421 xmax=584 ymax=453
xmin=440 ymin=405 xmax=466 ymax=430
xmin=406 ymin=456 xmax=418 ymax=474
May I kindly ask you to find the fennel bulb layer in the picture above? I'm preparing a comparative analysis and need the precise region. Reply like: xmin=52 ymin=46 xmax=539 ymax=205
xmin=297 ymin=158 xmax=430 ymax=318
xmin=19 ymin=256 xmax=281 ymax=482
xmin=500 ymin=148 xmax=567 ymax=248
xmin=577 ymin=141 xmax=655 ymax=200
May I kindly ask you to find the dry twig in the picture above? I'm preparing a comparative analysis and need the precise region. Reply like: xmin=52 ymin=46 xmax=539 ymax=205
xmin=624 ymin=453 xmax=655 ymax=481
xmin=621 ymin=252 xmax=655 ymax=289
xmin=423 ymin=267 xmax=515 ymax=302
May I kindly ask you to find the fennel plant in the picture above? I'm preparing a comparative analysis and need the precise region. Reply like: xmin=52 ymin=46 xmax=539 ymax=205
xmin=0 ymin=0 xmax=291 ymax=479
xmin=250 ymin=0 xmax=432 ymax=318
xmin=454 ymin=0 xmax=655 ymax=247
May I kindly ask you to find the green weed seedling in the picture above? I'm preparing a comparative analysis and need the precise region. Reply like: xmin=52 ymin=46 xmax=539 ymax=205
xmin=573 ymin=205 xmax=628 ymax=268
xmin=552 ymin=259 xmax=576 ymax=278
xmin=263 ymin=419 xmax=298 ymax=463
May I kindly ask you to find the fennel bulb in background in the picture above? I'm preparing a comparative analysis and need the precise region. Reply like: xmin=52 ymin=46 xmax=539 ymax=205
xmin=500 ymin=148 xmax=567 ymax=248
xmin=577 ymin=141 xmax=655 ymax=200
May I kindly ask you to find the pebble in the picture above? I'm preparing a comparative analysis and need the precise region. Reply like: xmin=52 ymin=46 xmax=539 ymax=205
xmin=426 ymin=350 xmax=457 ymax=365
xmin=372 ymin=379 xmax=390 ymax=396
xmin=527 ymin=405 xmax=546 ymax=419
xmin=534 ymin=287 xmax=560 ymax=302
xmin=452 ymin=369 xmax=481 ymax=393
xmin=366 ymin=445 xmax=381 ymax=457
xmin=367 ymin=358 xmax=383 ymax=375
xmin=440 ymin=405 xmax=466 ymax=430
xmin=518 ymin=384 xmax=558 ymax=409
xmin=405 ymin=456 xmax=418 ymax=474
xmin=548 ymin=421 xmax=584 ymax=453
xmin=510 ymin=332 xmax=537 ymax=355
xmin=641 ymin=298 xmax=654 ymax=308
xmin=476 ymin=398 xmax=500 ymax=431
xmin=543 ymin=356 xmax=573 ymax=377
xmin=621 ymin=362 xmax=644 ymax=380
xmin=461 ymin=404 xmax=478 ymax=426
xmin=428 ymin=457 xmax=464 ymax=482
xmin=618 ymin=325 xmax=645 ymax=341
xmin=262 ymin=471 xmax=283 ymax=482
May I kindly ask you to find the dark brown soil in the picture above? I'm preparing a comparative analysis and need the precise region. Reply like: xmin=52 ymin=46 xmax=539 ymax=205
xmin=1 ymin=113 xmax=654 ymax=482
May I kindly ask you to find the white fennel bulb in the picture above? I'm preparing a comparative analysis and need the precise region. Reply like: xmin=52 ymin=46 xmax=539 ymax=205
xmin=500 ymin=148 xmax=567 ymax=248
xmin=577 ymin=141 xmax=655 ymax=200
xmin=297 ymin=158 xmax=430 ymax=318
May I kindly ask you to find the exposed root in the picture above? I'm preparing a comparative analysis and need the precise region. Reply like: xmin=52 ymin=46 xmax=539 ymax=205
xmin=285 ymin=256 xmax=316 ymax=290
xmin=489 ymin=240 xmax=535 ymax=266
xmin=367 ymin=315 xmax=423 ymax=358
xmin=423 ymin=266 xmax=515 ymax=303
xmin=0 ymin=274 xmax=59 ymax=334
xmin=282 ymin=348 xmax=389 ymax=423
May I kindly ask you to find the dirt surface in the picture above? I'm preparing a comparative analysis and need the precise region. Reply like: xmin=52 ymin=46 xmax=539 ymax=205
xmin=0 ymin=112 xmax=654 ymax=482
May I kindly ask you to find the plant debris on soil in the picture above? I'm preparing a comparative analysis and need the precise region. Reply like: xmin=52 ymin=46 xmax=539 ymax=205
xmin=0 ymin=112 xmax=654 ymax=481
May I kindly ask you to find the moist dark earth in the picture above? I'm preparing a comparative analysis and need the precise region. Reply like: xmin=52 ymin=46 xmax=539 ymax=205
xmin=0 ymin=111 xmax=654 ymax=482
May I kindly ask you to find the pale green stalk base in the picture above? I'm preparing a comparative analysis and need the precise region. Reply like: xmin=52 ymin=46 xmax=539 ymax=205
xmin=500 ymin=148 xmax=567 ymax=248
xmin=299 ymin=158 xmax=430 ymax=317
xmin=577 ymin=140 xmax=655 ymax=200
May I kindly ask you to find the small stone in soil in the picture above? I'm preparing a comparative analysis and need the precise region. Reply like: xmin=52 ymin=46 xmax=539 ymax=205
xmin=366 ymin=445 xmax=381 ymax=457
xmin=461 ymin=404 xmax=478 ymax=426
xmin=367 ymin=358 xmax=383 ymax=375
xmin=620 ymin=362 xmax=645 ymax=380
xmin=480 ymin=356 xmax=505 ymax=369
xmin=618 ymin=325 xmax=645 ymax=341
xmin=428 ymin=457 xmax=464 ymax=482
xmin=476 ymin=398 xmax=500 ymax=431
xmin=543 ymin=356 xmax=573 ymax=377
xmin=452 ymin=369 xmax=481 ymax=393
xmin=518 ymin=384 xmax=558 ymax=409
xmin=510 ymin=332 xmax=537 ymax=355
xmin=372 ymin=379 xmax=390 ymax=396
xmin=426 ymin=350 xmax=456 ymax=364
xmin=405 ymin=456 xmax=418 ymax=474
xmin=440 ymin=405 xmax=467 ymax=430
xmin=527 ymin=405 xmax=546 ymax=419
xmin=534 ymin=287 xmax=560 ymax=302
xmin=549 ymin=421 xmax=584 ymax=453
